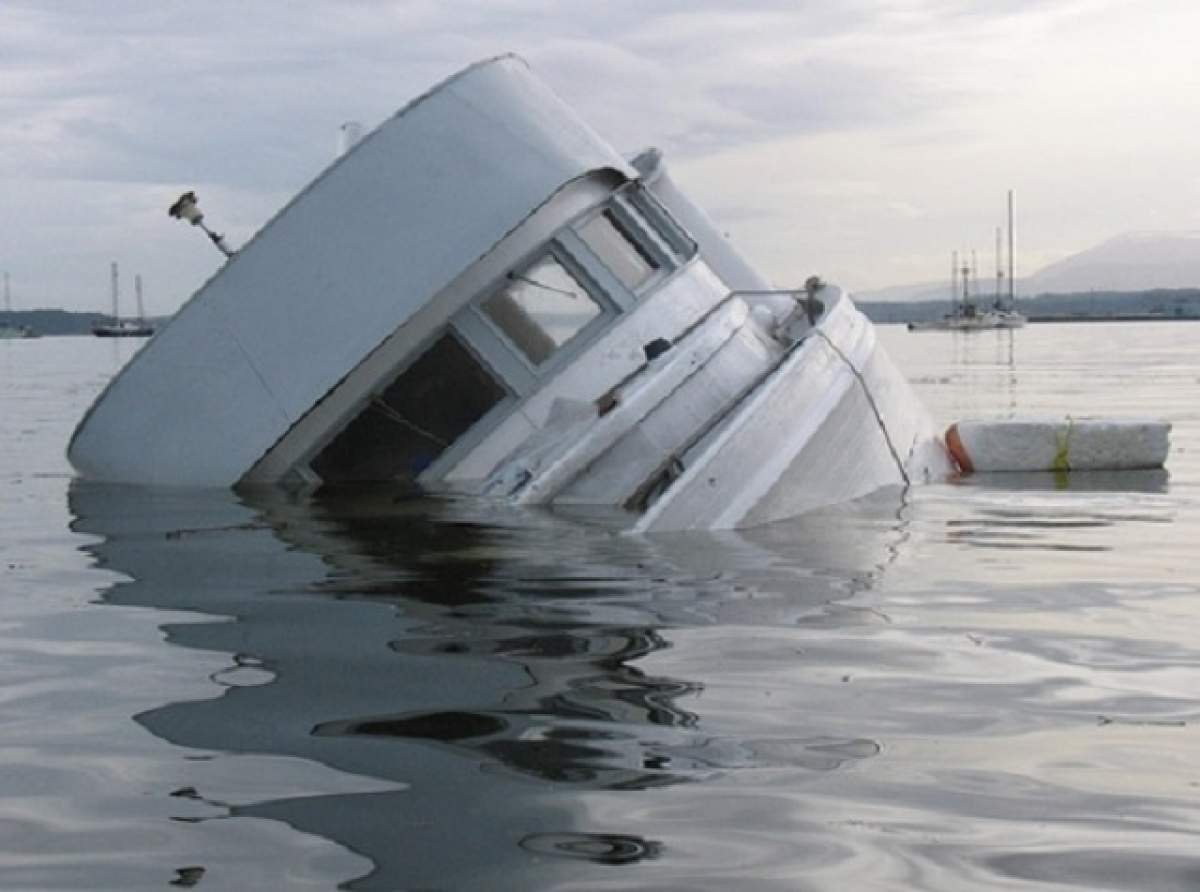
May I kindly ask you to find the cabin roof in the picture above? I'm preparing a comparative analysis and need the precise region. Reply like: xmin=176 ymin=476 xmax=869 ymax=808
xmin=70 ymin=55 xmax=637 ymax=485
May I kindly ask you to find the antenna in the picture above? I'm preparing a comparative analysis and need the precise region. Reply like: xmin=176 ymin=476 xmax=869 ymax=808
xmin=110 ymin=261 xmax=120 ymax=321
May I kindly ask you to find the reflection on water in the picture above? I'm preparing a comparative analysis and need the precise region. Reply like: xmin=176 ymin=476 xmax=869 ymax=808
xmin=65 ymin=459 xmax=1200 ymax=890
xmin=68 ymin=482 xmax=913 ymax=889
xmin=7 ymin=325 xmax=1199 ymax=890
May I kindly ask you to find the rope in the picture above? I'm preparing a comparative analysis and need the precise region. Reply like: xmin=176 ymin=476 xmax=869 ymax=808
xmin=370 ymin=397 xmax=448 ymax=448
xmin=812 ymin=329 xmax=910 ymax=486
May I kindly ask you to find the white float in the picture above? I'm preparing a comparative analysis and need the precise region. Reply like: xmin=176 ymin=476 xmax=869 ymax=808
xmin=945 ymin=418 xmax=1171 ymax=473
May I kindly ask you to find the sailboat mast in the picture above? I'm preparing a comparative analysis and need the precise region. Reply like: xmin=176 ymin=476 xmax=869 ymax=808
xmin=135 ymin=274 xmax=145 ymax=323
xmin=3 ymin=271 xmax=9 ymax=314
xmin=110 ymin=261 xmax=120 ymax=321
xmin=1007 ymin=190 xmax=1015 ymax=305
xmin=995 ymin=226 xmax=1003 ymax=302
xmin=951 ymin=250 xmax=958 ymax=313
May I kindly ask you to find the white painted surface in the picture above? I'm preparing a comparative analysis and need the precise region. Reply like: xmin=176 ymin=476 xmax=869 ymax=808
xmin=446 ymin=259 xmax=733 ymax=483
xmin=245 ymin=174 xmax=618 ymax=484
xmin=950 ymin=418 xmax=1171 ymax=471
xmin=66 ymin=55 xmax=957 ymax=534
xmin=68 ymin=56 xmax=634 ymax=485
xmin=632 ymin=289 xmax=951 ymax=532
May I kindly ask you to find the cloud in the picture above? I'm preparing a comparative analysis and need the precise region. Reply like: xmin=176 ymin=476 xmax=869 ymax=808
xmin=2 ymin=0 xmax=1199 ymax=309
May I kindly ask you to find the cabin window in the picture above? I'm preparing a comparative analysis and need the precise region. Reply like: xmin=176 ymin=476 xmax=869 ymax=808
xmin=481 ymin=254 xmax=602 ymax=365
xmin=310 ymin=333 xmax=506 ymax=484
xmin=577 ymin=209 xmax=659 ymax=292
xmin=627 ymin=186 xmax=696 ymax=260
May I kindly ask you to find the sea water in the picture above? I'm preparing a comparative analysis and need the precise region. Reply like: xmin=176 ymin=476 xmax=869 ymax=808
xmin=1 ymin=323 xmax=1198 ymax=891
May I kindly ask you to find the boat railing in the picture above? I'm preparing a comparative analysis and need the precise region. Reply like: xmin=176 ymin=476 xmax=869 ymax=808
xmin=729 ymin=276 xmax=826 ymax=327
xmin=594 ymin=282 xmax=825 ymax=417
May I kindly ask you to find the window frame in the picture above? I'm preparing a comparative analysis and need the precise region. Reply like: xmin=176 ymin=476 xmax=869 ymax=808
xmin=619 ymin=183 xmax=698 ymax=261
xmin=573 ymin=205 xmax=664 ymax=295
xmin=468 ymin=241 xmax=618 ymax=378
xmin=456 ymin=186 xmax=699 ymax=391
xmin=306 ymin=327 xmax=516 ymax=486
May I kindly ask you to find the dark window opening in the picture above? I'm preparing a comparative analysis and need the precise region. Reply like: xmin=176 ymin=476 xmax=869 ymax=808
xmin=311 ymin=334 xmax=506 ymax=484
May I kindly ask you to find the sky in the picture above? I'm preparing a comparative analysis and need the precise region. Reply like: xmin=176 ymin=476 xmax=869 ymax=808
xmin=3 ymin=0 xmax=1199 ymax=314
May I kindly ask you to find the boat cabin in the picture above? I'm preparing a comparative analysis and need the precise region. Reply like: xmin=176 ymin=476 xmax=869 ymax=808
xmin=244 ymin=165 xmax=709 ymax=490
xmin=68 ymin=54 xmax=949 ymax=531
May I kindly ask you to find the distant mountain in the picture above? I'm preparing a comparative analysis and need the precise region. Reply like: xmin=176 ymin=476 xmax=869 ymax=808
xmin=1027 ymin=231 xmax=1200 ymax=293
xmin=858 ymin=231 xmax=1200 ymax=302
xmin=851 ymin=280 xmax=947 ymax=303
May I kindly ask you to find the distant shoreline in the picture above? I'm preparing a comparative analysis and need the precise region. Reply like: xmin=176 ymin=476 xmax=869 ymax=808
xmin=1026 ymin=314 xmax=1200 ymax=323
xmin=6 ymin=288 xmax=1200 ymax=336
xmin=859 ymin=287 xmax=1200 ymax=326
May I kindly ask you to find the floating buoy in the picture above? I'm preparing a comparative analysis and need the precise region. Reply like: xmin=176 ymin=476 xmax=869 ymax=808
xmin=945 ymin=418 xmax=1170 ymax=474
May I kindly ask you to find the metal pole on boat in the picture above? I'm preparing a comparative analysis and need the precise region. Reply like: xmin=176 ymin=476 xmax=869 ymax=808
xmin=951 ymin=250 xmax=958 ymax=314
xmin=168 ymin=191 xmax=236 ymax=258
xmin=135 ymin=274 xmax=145 ymax=324
xmin=1007 ymin=189 xmax=1015 ymax=306
xmin=961 ymin=254 xmax=971 ymax=307
xmin=110 ymin=262 xmax=120 ymax=322
xmin=995 ymin=226 xmax=1003 ymax=304
xmin=336 ymin=121 xmax=364 ymax=158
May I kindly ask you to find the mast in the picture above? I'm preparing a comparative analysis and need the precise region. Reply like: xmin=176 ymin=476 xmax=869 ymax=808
xmin=135 ymin=274 xmax=145 ymax=324
xmin=971 ymin=250 xmax=978 ymax=304
xmin=950 ymin=250 xmax=958 ymax=313
xmin=1007 ymin=189 xmax=1015 ymax=306
xmin=961 ymin=254 xmax=971 ymax=307
xmin=110 ymin=261 xmax=120 ymax=322
xmin=3 ymin=271 xmax=9 ymax=314
xmin=995 ymin=226 xmax=1004 ymax=303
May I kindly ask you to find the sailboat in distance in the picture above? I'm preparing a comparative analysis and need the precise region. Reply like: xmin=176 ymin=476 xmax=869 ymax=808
xmin=92 ymin=263 xmax=154 ymax=338
xmin=0 ymin=272 xmax=38 ymax=339
xmin=908 ymin=191 xmax=1026 ymax=331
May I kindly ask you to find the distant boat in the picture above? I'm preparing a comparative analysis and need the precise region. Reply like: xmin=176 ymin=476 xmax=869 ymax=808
xmin=1 ymin=272 xmax=38 ymax=338
xmin=92 ymin=320 xmax=155 ymax=338
xmin=92 ymin=265 xmax=154 ymax=338
xmin=910 ymin=193 xmax=1027 ymax=332
xmin=908 ymin=303 xmax=1026 ymax=332
xmin=0 ymin=323 xmax=38 ymax=340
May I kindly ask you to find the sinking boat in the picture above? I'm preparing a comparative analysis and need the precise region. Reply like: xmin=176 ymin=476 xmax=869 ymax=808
xmin=67 ymin=55 xmax=952 ymax=532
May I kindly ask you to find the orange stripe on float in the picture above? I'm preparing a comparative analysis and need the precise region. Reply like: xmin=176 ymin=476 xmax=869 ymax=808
xmin=944 ymin=423 xmax=974 ymax=473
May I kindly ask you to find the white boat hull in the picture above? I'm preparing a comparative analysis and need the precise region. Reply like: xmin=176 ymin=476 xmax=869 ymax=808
xmin=480 ymin=286 xmax=952 ymax=532
xmin=909 ymin=309 xmax=1026 ymax=331
xmin=633 ymin=292 xmax=951 ymax=531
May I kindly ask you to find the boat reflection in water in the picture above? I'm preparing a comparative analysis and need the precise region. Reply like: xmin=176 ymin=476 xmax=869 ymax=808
xmin=69 ymin=481 xmax=912 ymax=889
